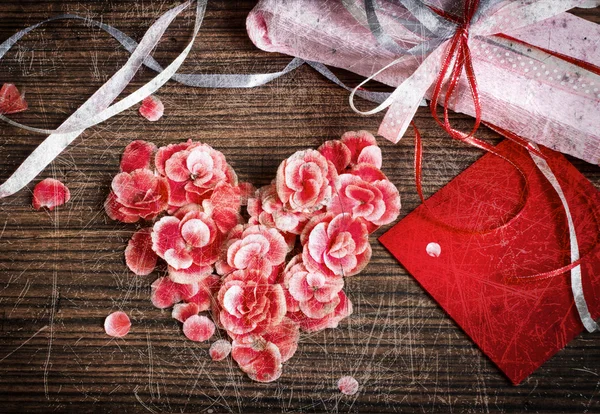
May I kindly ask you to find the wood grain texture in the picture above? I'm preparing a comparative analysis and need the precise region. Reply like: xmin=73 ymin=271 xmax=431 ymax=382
xmin=0 ymin=1 xmax=598 ymax=412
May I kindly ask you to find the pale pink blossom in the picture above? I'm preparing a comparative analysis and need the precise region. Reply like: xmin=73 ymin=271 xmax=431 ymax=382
xmin=276 ymin=149 xmax=338 ymax=212
xmin=105 ymin=169 xmax=169 ymax=223
xmin=155 ymin=140 xmax=237 ymax=209
xmin=318 ymin=131 xmax=381 ymax=174
xmin=301 ymin=213 xmax=371 ymax=277
xmin=217 ymin=224 xmax=288 ymax=276
xmin=216 ymin=269 xmax=286 ymax=337
xmin=283 ymin=255 xmax=344 ymax=319
xmin=152 ymin=211 xmax=221 ymax=282
xmin=32 ymin=178 xmax=70 ymax=211
xmin=248 ymin=183 xmax=309 ymax=234
xmin=289 ymin=290 xmax=353 ymax=332
xmin=329 ymin=174 xmax=400 ymax=230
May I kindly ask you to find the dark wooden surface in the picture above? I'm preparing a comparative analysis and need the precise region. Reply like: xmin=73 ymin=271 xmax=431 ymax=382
xmin=0 ymin=1 xmax=599 ymax=412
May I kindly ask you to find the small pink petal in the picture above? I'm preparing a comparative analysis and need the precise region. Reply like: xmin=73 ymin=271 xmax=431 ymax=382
xmin=209 ymin=339 xmax=232 ymax=361
xmin=338 ymin=375 xmax=359 ymax=395
xmin=120 ymin=140 xmax=157 ymax=173
xmin=139 ymin=95 xmax=164 ymax=122
xmin=183 ymin=315 xmax=215 ymax=342
xmin=125 ymin=228 xmax=157 ymax=276
xmin=172 ymin=302 xmax=200 ymax=323
xmin=32 ymin=178 xmax=70 ymax=211
xmin=0 ymin=83 xmax=28 ymax=114
xmin=104 ymin=311 xmax=131 ymax=338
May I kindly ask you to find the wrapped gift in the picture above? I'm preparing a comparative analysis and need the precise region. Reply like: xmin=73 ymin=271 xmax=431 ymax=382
xmin=247 ymin=0 xmax=600 ymax=164
xmin=379 ymin=140 xmax=600 ymax=384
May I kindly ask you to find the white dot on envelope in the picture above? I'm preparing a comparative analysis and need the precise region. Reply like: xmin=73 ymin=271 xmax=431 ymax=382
xmin=426 ymin=242 xmax=441 ymax=258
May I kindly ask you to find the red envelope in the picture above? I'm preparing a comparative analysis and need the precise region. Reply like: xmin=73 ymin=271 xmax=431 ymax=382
xmin=379 ymin=140 xmax=600 ymax=385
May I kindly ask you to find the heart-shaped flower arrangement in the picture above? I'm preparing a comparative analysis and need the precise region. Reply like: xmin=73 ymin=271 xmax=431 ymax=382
xmin=105 ymin=131 xmax=400 ymax=382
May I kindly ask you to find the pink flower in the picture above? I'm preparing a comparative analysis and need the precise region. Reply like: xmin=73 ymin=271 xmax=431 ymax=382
xmin=340 ymin=130 xmax=382 ymax=169
xmin=231 ymin=338 xmax=283 ymax=383
xmin=201 ymin=183 xmax=244 ymax=234
xmin=150 ymin=277 xmax=199 ymax=309
xmin=185 ymin=274 xmax=220 ymax=311
xmin=301 ymin=213 xmax=371 ymax=277
xmin=217 ymin=224 xmax=288 ymax=276
xmin=276 ymin=149 xmax=338 ymax=212
xmin=248 ymin=183 xmax=309 ymax=234
xmin=231 ymin=317 xmax=299 ymax=382
xmin=120 ymin=140 xmax=157 ymax=173
xmin=329 ymin=174 xmax=400 ymax=230
xmin=155 ymin=140 xmax=237 ymax=209
xmin=289 ymin=290 xmax=353 ymax=332
xmin=32 ymin=178 xmax=70 ymax=211
xmin=216 ymin=269 xmax=286 ymax=337
xmin=283 ymin=255 xmax=344 ymax=319
xmin=318 ymin=131 xmax=381 ymax=173
xmin=105 ymin=169 xmax=169 ymax=223
xmin=125 ymin=228 xmax=158 ymax=276
xmin=152 ymin=211 xmax=222 ymax=283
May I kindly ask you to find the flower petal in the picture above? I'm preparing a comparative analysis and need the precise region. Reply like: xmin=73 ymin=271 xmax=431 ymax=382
xmin=183 ymin=315 xmax=215 ymax=342
xmin=209 ymin=339 xmax=232 ymax=361
xmin=0 ymin=83 xmax=28 ymax=114
xmin=104 ymin=311 xmax=131 ymax=338
xmin=32 ymin=178 xmax=70 ymax=211
xmin=139 ymin=95 xmax=164 ymax=121
xmin=125 ymin=228 xmax=157 ymax=276
xmin=172 ymin=302 xmax=200 ymax=323
xmin=120 ymin=140 xmax=157 ymax=173
xmin=231 ymin=340 xmax=282 ymax=383
xmin=338 ymin=375 xmax=359 ymax=395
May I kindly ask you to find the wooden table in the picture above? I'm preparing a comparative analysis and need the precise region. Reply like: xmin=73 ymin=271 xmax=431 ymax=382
xmin=0 ymin=1 xmax=598 ymax=412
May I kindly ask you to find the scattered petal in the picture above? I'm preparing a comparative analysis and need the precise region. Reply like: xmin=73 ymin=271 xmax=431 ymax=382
xmin=139 ymin=95 xmax=164 ymax=121
xmin=120 ymin=140 xmax=157 ymax=173
xmin=172 ymin=302 xmax=200 ymax=323
xmin=338 ymin=375 xmax=359 ymax=395
xmin=183 ymin=315 xmax=215 ymax=342
xmin=32 ymin=178 xmax=70 ymax=211
xmin=104 ymin=311 xmax=131 ymax=338
xmin=209 ymin=339 xmax=232 ymax=361
xmin=125 ymin=228 xmax=157 ymax=275
xmin=0 ymin=83 xmax=28 ymax=114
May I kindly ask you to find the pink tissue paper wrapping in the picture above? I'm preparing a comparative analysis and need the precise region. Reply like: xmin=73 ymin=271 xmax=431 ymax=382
xmin=247 ymin=0 xmax=600 ymax=164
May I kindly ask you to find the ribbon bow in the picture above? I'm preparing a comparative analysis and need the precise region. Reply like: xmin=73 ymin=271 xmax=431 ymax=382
xmin=348 ymin=0 xmax=600 ymax=332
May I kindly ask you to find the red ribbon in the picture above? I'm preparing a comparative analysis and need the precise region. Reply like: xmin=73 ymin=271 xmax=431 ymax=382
xmin=410 ymin=0 xmax=600 ymax=282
